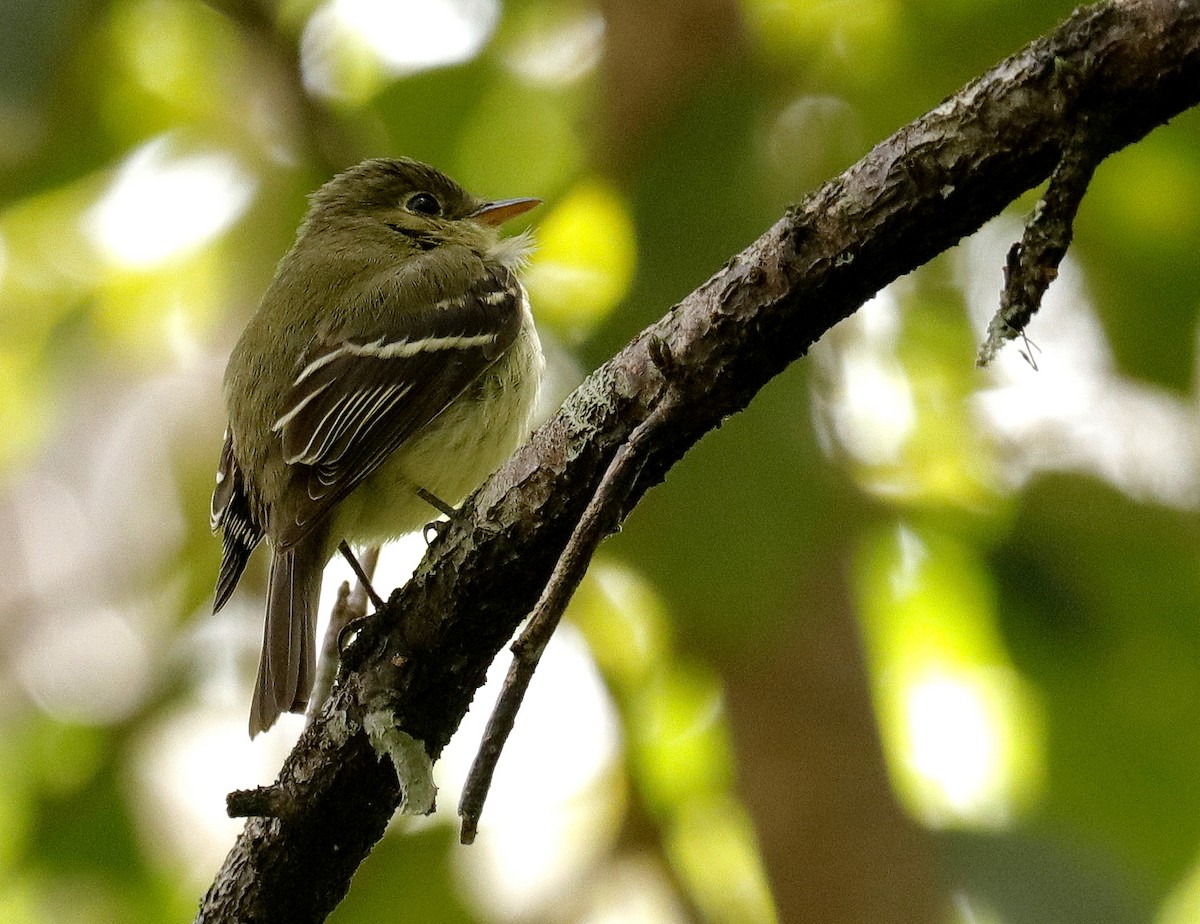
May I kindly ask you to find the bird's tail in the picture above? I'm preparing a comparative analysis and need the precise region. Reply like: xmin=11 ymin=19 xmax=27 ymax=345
xmin=249 ymin=532 xmax=325 ymax=737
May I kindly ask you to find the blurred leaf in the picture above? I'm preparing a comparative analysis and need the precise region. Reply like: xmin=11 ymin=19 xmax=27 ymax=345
xmin=856 ymin=523 xmax=1046 ymax=829
xmin=525 ymin=179 xmax=636 ymax=340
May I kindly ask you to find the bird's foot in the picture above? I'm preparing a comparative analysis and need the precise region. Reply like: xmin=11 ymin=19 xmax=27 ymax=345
xmin=416 ymin=487 xmax=459 ymax=545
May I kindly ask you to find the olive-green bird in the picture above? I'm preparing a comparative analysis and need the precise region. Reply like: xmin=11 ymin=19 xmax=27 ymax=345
xmin=210 ymin=158 xmax=543 ymax=736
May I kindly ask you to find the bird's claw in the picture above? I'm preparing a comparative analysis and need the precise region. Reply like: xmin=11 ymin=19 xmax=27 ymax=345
xmin=423 ymin=519 xmax=445 ymax=544
xmin=338 ymin=611 xmax=374 ymax=655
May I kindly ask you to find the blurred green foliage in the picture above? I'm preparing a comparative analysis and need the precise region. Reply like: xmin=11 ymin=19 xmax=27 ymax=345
xmin=1 ymin=1 xmax=1199 ymax=922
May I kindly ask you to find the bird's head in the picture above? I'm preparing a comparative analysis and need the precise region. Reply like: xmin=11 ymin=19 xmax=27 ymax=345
xmin=302 ymin=158 xmax=539 ymax=256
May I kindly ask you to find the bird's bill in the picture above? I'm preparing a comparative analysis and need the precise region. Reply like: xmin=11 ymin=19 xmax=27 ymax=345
xmin=469 ymin=197 xmax=541 ymax=226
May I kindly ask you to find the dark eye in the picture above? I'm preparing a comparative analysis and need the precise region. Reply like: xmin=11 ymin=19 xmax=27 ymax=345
xmin=406 ymin=192 xmax=441 ymax=215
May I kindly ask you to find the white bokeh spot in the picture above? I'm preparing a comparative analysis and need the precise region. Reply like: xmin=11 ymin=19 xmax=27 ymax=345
xmin=84 ymin=135 xmax=257 ymax=269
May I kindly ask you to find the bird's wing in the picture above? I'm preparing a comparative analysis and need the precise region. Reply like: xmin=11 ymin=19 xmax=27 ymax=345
xmin=272 ymin=267 xmax=524 ymax=548
xmin=210 ymin=427 xmax=264 ymax=612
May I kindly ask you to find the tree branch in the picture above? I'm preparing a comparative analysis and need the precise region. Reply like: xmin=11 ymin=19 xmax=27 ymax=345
xmin=196 ymin=1 xmax=1200 ymax=920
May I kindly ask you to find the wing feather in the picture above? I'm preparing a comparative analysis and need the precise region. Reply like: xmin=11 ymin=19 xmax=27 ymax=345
xmin=272 ymin=268 xmax=525 ymax=547
xmin=210 ymin=428 xmax=264 ymax=612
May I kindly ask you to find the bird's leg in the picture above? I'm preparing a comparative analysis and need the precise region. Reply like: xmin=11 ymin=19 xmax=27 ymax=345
xmin=338 ymin=540 xmax=385 ymax=609
xmin=335 ymin=487 xmax=454 ymax=660
xmin=334 ymin=541 xmax=388 ymax=660
xmin=416 ymin=487 xmax=458 ymax=543
xmin=309 ymin=543 xmax=379 ymax=727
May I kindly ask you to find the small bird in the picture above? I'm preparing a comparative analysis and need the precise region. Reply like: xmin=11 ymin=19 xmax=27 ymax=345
xmin=210 ymin=158 xmax=544 ymax=736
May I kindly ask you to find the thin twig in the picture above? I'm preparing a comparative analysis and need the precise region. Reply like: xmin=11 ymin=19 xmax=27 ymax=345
xmin=457 ymin=397 xmax=676 ymax=844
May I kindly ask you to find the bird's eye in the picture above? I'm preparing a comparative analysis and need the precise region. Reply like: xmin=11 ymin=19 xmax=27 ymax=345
xmin=406 ymin=192 xmax=442 ymax=216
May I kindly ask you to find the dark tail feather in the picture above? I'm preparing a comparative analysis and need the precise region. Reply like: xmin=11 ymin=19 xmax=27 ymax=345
xmin=249 ymin=533 xmax=325 ymax=737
